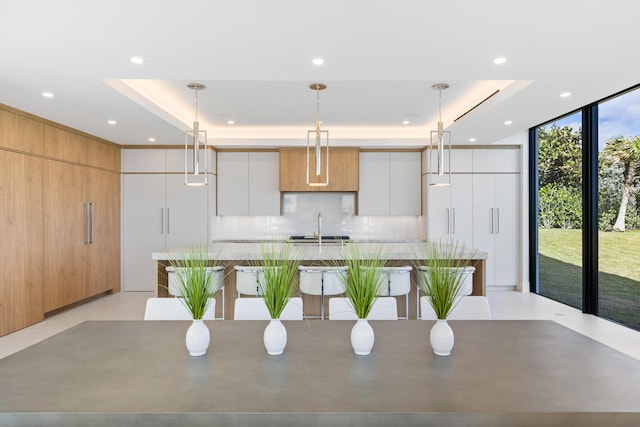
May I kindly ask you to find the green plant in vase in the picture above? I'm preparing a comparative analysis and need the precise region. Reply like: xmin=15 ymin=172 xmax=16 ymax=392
xmin=169 ymin=243 xmax=223 ymax=356
xmin=416 ymin=239 xmax=476 ymax=356
xmin=255 ymin=242 xmax=302 ymax=355
xmin=335 ymin=244 xmax=387 ymax=355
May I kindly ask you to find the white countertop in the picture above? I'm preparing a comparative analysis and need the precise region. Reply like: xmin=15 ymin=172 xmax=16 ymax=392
xmin=152 ymin=242 xmax=487 ymax=261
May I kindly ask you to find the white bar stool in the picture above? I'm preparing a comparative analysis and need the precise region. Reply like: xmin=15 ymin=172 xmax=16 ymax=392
xmin=415 ymin=265 xmax=475 ymax=319
xmin=234 ymin=265 xmax=265 ymax=297
xmin=298 ymin=265 xmax=347 ymax=319
xmin=377 ymin=266 xmax=412 ymax=319
xmin=165 ymin=265 xmax=226 ymax=319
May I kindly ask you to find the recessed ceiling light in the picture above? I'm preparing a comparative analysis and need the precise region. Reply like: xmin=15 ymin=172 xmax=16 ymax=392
xmin=148 ymin=137 xmax=156 ymax=142
xmin=227 ymin=120 xmax=235 ymax=125
xmin=560 ymin=92 xmax=571 ymax=98
xmin=493 ymin=57 xmax=507 ymax=65
xmin=312 ymin=58 xmax=324 ymax=66
xmin=504 ymin=120 xmax=513 ymax=125
xmin=402 ymin=120 xmax=410 ymax=125
xmin=42 ymin=92 xmax=54 ymax=98
xmin=107 ymin=120 xmax=117 ymax=125
xmin=469 ymin=138 xmax=476 ymax=142
xmin=130 ymin=56 xmax=144 ymax=64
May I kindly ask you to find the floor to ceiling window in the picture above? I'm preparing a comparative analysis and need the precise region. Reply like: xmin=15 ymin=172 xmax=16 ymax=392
xmin=597 ymin=89 xmax=640 ymax=330
xmin=536 ymin=112 xmax=583 ymax=310
xmin=532 ymin=84 xmax=640 ymax=331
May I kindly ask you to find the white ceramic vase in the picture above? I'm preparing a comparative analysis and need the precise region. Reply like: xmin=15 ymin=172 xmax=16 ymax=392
xmin=430 ymin=319 xmax=454 ymax=356
xmin=351 ymin=319 xmax=375 ymax=356
xmin=264 ymin=319 xmax=287 ymax=355
xmin=185 ymin=319 xmax=210 ymax=357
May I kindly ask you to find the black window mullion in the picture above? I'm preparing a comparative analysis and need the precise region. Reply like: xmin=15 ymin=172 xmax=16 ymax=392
xmin=528 ymin=127 xmax=540 ymax=294
xmin=582 ymin=104 xmax=599 ymax=314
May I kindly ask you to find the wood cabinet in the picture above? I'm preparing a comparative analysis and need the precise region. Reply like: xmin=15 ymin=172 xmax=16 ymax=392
xmin=0 ymin=150 xmax=44 ymax=336
xmin=279 ymin=147 xmax=359 ymax=192
xmin=217 ymin=151 xmax=280 ymax=216
xmin=1 ymin=105 xmax=121 ymax=335
xmin=359 ymin=151 xmax=421 ymax=216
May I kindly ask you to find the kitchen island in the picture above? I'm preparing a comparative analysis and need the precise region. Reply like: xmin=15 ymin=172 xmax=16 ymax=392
xmin=153 ymin=242 xmax=487 ymax=320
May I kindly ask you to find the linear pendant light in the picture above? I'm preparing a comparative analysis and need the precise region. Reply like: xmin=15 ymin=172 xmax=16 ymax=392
xmin=185 ymin=83 xmax=208 ymax=187
xmin=306 ymin=83 xmax=329 ymax=187
xmin=428 ymin=83 xmax=452 ymax=187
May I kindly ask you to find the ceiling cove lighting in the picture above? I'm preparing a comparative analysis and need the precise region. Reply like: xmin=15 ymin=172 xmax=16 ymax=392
xmin=307 ymin=83 xmax=329 ymax=187
xmin=184 ymin=83 xmax=207 ymax=187
xmin=428 ymin=83 xmax=452 ymax=187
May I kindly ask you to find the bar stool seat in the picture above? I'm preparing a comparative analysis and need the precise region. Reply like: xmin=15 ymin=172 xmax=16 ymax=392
xmin=234 ymin=265 xmax=265 ymax=297
xmin=165 ymin=265 xmax=226 ymax=319
xmin=298 ymin=265 xmax=348 ymax=319
xmin=377 ymin=266 xmax=412 ymax=319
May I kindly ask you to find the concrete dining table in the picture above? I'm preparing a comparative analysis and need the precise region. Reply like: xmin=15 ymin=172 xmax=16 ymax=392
xmin=1 ymin=319 xmax=639 ymax=426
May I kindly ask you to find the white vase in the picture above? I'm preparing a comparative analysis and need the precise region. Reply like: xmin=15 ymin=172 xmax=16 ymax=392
xmin=264 ymin=319 xmax=287 ymax=355
xmin=185 ymin=319 xmax=210 ymax=357
xmin=430 ymin=319 xmax=454 ymax=356
xmin=351 ymin=319 xmax=375 ymax=356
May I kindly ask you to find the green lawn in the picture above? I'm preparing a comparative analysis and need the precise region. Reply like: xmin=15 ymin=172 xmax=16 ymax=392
xmin=538 ymin=228 xmax=640 ymax=330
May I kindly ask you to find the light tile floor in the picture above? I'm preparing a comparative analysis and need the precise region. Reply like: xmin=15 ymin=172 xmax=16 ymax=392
xmin=1 ymin=291 xmax=639 ymax=360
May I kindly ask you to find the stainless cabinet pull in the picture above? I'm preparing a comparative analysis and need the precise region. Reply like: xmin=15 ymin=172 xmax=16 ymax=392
xmin=452 ymin=208 xmax=456 ymax=234
xmin=496 ymin=208 xmax=500 ymax=234
xmin=166 ymin=208 xmax=170 ymax=234
xmin=490 ymin=208 xmax=494 ymax=234
xmin=88 ymin=202 xmax=94 ymax=244
xmin=161 ymin=208 xmax=164 ymax=234
xmin=446 ymin=208 xmax=450 ymax=233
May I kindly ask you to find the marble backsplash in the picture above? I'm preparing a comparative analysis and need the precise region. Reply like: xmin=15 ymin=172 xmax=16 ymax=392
xmin=210 ymin=192 xmax=425 ymax=241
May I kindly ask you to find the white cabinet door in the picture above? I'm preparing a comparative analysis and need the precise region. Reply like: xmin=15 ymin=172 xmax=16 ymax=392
xmin=426 ymin=174 xmax=473 ymax=244
xmin=426 ymin=183 xmax=451 ymax=241
xmin=390 ymin=152 xmax=421 ymax=215
xmin=493 ymin=174 xmax=519 ymax=287
xmin=450 ymin=174 xmax=473 ymax=246
xmin=122 ymin=174 xmax=166 ymax=291
xmin=359 ymin=152 xmax=390 ymax=216
xmin=472 ymin=173 xmax=519 ymax=288
xmin=165 ymin=174 xmax=209 ymax=248
xmin=217 ymin=152 xmax=249 ymax=215
xmin=248 ymin=152 xmax=280 ymax=216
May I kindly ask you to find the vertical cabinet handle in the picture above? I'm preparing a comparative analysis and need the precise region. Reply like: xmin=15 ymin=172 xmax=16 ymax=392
xmin=84 ymin=203 xmax=94 ymax=244
xmin=452 ymin=208 xmax=456 ymax=234
xmin=490 ymin=208 xmax=494 ymax=234
xmin=88 ymin=202 xmax=94 ymax=244
xmin=445 ymin=208 xmax=450 ymax=234
xmin=160 ymin=208 xmax=164 ymax=234
xmin=496 ymin=208 xmax=500 ymax=234
xmin=166 ymin=208 xmax=170 ymax=235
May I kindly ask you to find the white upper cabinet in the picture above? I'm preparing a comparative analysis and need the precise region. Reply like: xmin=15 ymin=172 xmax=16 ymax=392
xmin=217 ymin=151 xmax=280 ymax=216
xmin=472 ymin=148 xmax=519 ymax=173
xmin=423 ymin=148 xmax=473 ymax=174
xmin=359 ymin=151 xmax=420 ymax=216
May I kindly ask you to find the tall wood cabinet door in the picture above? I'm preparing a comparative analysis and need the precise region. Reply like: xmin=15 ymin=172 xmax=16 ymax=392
xmin=43 ymin=160 xmax=87 ymax=312
xmin=122 ymin=174 xmax=166 ymax=292
xmin=86 ymin=168 xmax=120 ymax=297
xmin=0 ymin=151 xmax=44 ymax=336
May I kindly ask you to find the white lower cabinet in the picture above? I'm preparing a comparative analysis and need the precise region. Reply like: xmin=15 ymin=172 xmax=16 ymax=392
xmin=123 ymin=174 xmax=208 ymax=291
xmin=472 ymin=174 xmax=519 ymax=288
